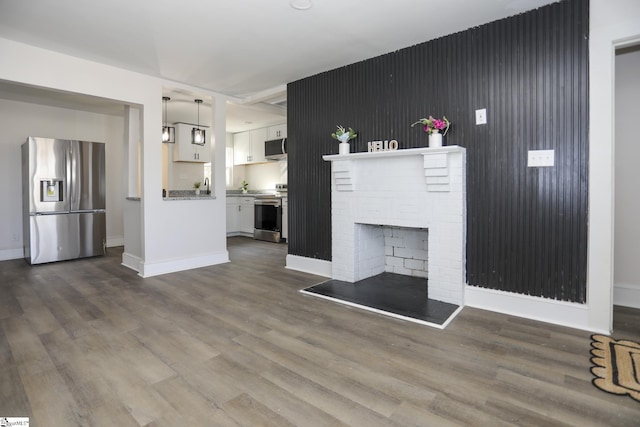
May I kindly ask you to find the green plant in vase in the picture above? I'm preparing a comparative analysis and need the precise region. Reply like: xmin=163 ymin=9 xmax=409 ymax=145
xmin=331 ymin=125 xmax=357 ymax=155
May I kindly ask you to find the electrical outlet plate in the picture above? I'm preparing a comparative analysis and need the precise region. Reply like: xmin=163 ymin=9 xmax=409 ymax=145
xmin=475 ymin=108 xmax=487 ymax=125
xmin=527 ymin=149 xmax=555 ymax=167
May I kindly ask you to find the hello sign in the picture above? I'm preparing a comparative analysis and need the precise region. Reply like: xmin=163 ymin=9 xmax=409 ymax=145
xmin=368 ymin=139 xmax=399 ymax=152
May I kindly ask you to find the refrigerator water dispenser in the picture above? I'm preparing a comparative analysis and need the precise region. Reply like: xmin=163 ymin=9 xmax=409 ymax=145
xmin=40 ymin=179 xmax=64 ymax=202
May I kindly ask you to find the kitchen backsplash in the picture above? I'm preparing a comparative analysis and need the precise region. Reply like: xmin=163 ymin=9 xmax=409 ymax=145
xmin=231 ymin=161 xmax=287 ymax=191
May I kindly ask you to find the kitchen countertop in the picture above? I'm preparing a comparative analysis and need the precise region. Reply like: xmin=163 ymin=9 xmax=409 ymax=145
xmin=163 ymin=190 xmax=215 ymax=201
xmin=162 ymin=190 xmax=288 ymax=200
xmin=163 ymin=195 xmax=215 ymax=201
xmin=226 ymin=193 xmax=260 ymax=197
xmin=226 ymin=191 xmax=282 ymax=197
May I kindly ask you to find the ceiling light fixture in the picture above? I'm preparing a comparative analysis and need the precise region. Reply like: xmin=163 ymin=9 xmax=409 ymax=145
xmin=162 ymin=96 xmax=175 ymax=143
xmin=192 ymin=99 xmax=205 ymax=145
xmin=290 ymin=0 xmax=313 ymax=11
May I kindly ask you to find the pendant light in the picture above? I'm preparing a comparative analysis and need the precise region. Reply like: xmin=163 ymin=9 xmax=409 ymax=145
xmin=192 ymin=99 xmax=205 ymax=145
xmin=161 ymin=96 xmax=175 ymax=143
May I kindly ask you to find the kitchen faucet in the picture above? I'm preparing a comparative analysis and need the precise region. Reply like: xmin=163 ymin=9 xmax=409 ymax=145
xmin=204 ymin=177 xmax=210 ymax=194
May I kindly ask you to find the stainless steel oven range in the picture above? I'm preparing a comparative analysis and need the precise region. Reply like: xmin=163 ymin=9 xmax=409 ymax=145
xmin=254 ymin=194 xmax=282 ymax=243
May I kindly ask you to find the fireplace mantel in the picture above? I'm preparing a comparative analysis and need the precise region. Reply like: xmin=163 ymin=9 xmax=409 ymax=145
xmin=323 ymin=145 xmax=463 ymax=161
xmin=324 ymin=146 xmax=465 ymax=192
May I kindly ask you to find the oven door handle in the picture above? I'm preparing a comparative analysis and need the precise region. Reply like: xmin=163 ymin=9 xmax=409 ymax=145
xmin=255 ymin=200 xmax=281 ymax=207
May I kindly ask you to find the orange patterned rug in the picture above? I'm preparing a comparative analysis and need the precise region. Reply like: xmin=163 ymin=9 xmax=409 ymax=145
xmin=590 ymin=334 xmax=640 ymax=402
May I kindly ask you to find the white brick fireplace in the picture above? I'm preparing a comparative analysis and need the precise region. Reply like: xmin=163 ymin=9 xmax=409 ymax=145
xmin=323 ymin=146 xmax=466 ymax=305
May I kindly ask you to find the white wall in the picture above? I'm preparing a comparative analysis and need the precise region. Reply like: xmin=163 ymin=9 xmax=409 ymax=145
xmin=614 ymin=47 xmax=640 ymax=308
xmin=589 ymin=0 xmax=640 ymax=331
xmin=0 ymin=98 xmax=125 ymax=260
xmin=0 ymin=37 xmax=231 ymax=276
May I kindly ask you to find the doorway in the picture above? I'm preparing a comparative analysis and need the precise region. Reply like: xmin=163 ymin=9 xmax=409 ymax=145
xmin=613 ymin=43 xmax=640 ymax=322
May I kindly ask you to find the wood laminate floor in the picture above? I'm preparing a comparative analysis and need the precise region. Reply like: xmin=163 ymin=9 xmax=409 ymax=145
xmin=0 ymin=237 xmax=638 ymax=426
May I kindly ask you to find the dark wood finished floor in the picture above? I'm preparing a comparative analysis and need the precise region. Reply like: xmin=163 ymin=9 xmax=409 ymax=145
xmin=1 ymin=237 xmax=638 ymax=426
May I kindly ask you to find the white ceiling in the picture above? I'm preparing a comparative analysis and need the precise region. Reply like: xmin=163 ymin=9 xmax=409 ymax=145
xmin=0 ymin=0 xmax=557 ymax=132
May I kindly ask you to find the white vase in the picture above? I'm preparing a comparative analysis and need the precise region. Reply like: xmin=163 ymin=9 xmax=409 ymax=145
xmin=339 ymin=142 xmax=350 ymax=155
xmin=429 ymin=132 xmax=443 ymax=148
xmin=195 ymin=189 xmax=200 ymax=195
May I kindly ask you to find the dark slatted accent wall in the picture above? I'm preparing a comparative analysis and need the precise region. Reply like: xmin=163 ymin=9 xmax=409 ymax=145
xmin=288 ymin=0 xmax=589 ymax=302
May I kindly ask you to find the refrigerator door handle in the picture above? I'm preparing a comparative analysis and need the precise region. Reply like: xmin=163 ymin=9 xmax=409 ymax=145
xmin=70 ymin=209 xmax=107 ymax=214
xmin=68 ymin=143 xmax=78 ymax=211
xmin=33 ymin=211 xmax=66 ymax=216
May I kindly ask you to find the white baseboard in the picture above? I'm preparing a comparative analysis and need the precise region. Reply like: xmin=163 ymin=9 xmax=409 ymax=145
xmin=464 ymin=285 xmax=608 ymax=334
xmin=227 ymin=232 xmax=254 ymax=238
xmin=285 ymin=254 xmax=332 ymax=278
xmin=107 ymin=236 xmax=125 ymax=247
xmin=138 ymin=250 xmax=230 ymax=278
xmin=614 ymin=282 xmax=640 ymax=309
xmin=0 ymin=248 xmax=23 ymax=261
xmin=121 ymin=252 xmax=142 ymax=273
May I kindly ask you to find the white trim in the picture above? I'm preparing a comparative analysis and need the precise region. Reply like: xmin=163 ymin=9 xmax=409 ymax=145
xmin=322 ymin=145 xmax=463 ymax=161
xmin=614 ymin=282 xmax=640 ymax=309
xmin=107 ymin=236 xmax=125 ymax=247
xmin=121 ymin=252 xmax=142 ymax=273
xmin=226 ymin=231 xmax=253 ymax=238
xmin=138 ymin=250 xmax=230 ymax=278
xmin=286 ymin=254 xmax=332 ymax=277
xmin=588 ymin=1 xmax=640 ymax=336
xmin=465 ymin=285 xmax=609 ymax=334
xmin=0 ymin=248 xmax=23 ymax=261
xmin=300 ymin=289 xmax=463 ymax=329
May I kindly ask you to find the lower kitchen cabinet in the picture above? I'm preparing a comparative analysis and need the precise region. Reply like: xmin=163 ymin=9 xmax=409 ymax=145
xmin=226 ymin=198 xmax=239 ymax=233
xmin=239 ymin=197 xmax=255 ymax=234
xmin=226 ymin=196 xmax=254 ymax=236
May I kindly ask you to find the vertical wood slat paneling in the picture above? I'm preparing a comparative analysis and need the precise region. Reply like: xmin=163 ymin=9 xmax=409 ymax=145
xmin=288 ymin=0 xmax=589 ymax=303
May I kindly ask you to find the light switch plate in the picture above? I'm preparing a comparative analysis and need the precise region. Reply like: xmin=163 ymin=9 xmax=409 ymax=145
xmin=475 ymin=108 xmax=487 ymax=125
xmin=527 ymin=149 xmax=555 ymax=167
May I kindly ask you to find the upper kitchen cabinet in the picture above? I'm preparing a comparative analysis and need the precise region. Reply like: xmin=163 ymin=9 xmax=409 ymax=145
xmin=233 ymin=127 xmax=268 ymax=165
xmin=233 ymin=131 xmax=250 ymax=165
xmin=173 ymin=123 xmax=210 ymax=162
xmin=267 ymin=123 xmax=287 ymax=140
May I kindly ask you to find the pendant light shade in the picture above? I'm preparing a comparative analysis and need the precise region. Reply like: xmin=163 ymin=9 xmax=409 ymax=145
xmin=162 ymin=96 xmax=175 ymax=143
xmin=192 ymin=99 xmax=205 ymax=145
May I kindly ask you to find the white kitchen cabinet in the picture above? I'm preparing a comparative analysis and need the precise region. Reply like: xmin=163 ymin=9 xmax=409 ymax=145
xmin=226 ymin=197 xmax=239 ymax=234
xmin=233 ymin=131 xmax=250 ymax=166
xmin=173 ymin=123 xmax=210 ymax=162
xmin=233 ymin=128 xmax=268 ymax=165
xmin=226 ymin=196 xmax=254 ymax=236
xmin=281 ymin=196 xmax=288 ymax=241
xmin=238 ymin=197 xmax=255 ymax=234
xmin=267 ymin=123 xmax=287 ymax=140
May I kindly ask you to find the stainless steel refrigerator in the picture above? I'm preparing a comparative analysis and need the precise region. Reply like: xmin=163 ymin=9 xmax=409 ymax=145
xmin=22 ymin=136 xmax=106 ymax=264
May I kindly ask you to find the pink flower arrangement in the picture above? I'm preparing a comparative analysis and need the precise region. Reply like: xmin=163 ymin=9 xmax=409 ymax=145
xmin=411 ymin=115 xmax=450 ymax=136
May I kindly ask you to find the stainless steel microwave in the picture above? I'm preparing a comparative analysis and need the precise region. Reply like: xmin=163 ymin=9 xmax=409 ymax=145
xmin=265 ymin=138 xmax=287 ymax=160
